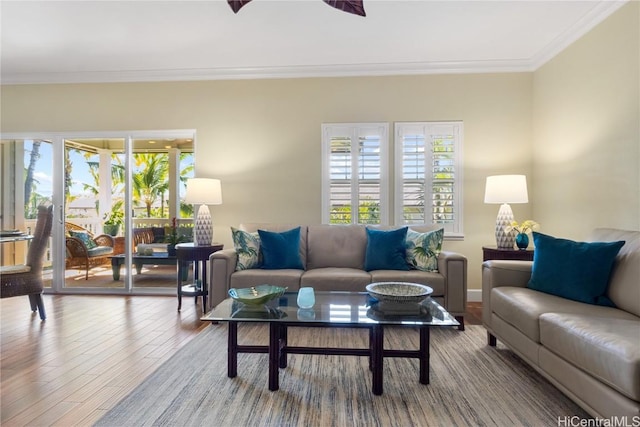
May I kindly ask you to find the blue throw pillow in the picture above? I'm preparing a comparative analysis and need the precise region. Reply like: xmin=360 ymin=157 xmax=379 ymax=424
xmin=527 ymin=232 xmax=625 ymax=306
xmin=258 ymin=227 xmax=304 ymax=270
xmin=364 ymin=227 xmax=410 ymax=271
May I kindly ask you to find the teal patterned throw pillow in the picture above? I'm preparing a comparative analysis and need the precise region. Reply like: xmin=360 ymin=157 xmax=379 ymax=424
xmin=405 ymin=228 xmax=444 ymax=272
xmin=69 ymin=231 xmax=97 ymax=249
xmin=231 ymin=227 xmax=261 ymax=270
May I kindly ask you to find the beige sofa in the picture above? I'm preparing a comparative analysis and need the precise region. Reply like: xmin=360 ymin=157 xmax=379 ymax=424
xmin=210 ymin=224 xmax=468 ymax=328
xmin=482 ymin=228 xmax=640 ymax=418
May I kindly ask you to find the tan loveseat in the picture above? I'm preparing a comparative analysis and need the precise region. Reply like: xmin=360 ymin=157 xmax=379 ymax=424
xmin=210 ymin=224 xmax=468 ymax=328
xmin=482 ymin=228 xmax=640 ymax=418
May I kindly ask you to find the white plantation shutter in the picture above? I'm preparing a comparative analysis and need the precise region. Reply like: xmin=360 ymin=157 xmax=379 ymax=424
xmin=322 ymin=123 xmax=388 ymax=225
xmin=395 ymin=122 xmax=463 ymax=237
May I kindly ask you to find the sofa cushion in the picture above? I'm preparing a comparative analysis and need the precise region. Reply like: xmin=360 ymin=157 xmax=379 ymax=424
xmin=231 ymin=227 xmax=261 ymax=270
xmin=369 ymin=270 xmax=445 ymax=296
xmin=69 ymin=230 xmax=97 ymax=249
xmin=588 ymin=228 xmax=640 ymax=318
xmin=301 ymin=268 xmax=371 ymax=292
xmin=230 ymin=269 xmax=303 ymax=290
xmin=491 ymin=286 xmax=634 ymax=343
xmin=258 ymin=227 xmax=304 ymax=270
xmin=539 ymin=313 xmax=640 ymax=401
xmin=527 ymin=232 xmax=625 ymax=306
xmin=364 ymin=227 xmax=409 ymax=271
xmin=405 ymin=228 xmax=444 ymax=272
xmin=87 ymin=246 xmax=113 ymax=257
xmin=240 ymin=224 xmax=307 ymax=268
xmin=306 ymin=225 xmax=367 ymax=270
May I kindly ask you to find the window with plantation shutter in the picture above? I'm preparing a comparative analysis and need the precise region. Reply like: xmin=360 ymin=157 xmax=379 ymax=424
xmin=395 ymin=122 xmax=463 ymax=237
xmin=321 ymin=123 xmax=389 ymax=225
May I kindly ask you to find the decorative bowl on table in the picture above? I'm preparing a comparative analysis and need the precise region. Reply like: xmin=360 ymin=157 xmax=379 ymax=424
xmin=366 ymin=282 xmax=433 ymax=303
xmin=228 ymin=284 xmax=287 ymax=305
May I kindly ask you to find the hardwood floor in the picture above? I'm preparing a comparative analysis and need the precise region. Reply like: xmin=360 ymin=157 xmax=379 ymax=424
xmin=1 ymin=294 xmax=208 ymax=426
xmin=1 ymin=294 xmax=483 ymax=426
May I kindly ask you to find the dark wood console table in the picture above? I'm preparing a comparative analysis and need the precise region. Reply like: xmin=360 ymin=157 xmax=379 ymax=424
xmin=175 ymin=242 xmax=223 ymax=312
xmin=482 ymin=245 xmax=534 ymax=262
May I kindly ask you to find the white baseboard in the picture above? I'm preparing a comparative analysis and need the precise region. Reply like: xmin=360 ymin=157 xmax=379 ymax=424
xmin=467 ymin=289 xmax=482 ymax=302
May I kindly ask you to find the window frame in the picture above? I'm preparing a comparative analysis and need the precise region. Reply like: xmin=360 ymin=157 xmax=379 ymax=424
xmin=394 ymin=121 xmax=464 ymax=239
xmin=321 ymin=123 xmax=389 ymax=225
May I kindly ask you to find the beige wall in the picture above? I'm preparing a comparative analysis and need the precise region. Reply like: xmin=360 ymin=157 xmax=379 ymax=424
xmin=1 ymin=2 xmax=638 ymax=296
xmin=532 ymin=1 xmax=640 ymax=239
xmin=1 ymin=74 xmax=533 ymax=293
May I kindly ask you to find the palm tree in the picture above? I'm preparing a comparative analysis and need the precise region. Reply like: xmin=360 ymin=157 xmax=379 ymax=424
xmin=23 ymin=140 xmax=41 ymax=214
xmin=83 ymin=152 xmax=125 ymax=203
xmin=132 ymin=153 xmax=169 ymax=217
xmin=179 ymin=152 xmax=194 ymax=218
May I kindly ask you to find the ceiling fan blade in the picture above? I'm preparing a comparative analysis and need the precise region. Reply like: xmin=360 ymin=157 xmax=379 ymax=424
xmin=323 ymin=0 xmax=366 ymax=17
xmin=228 ymin=0 xmax=253 ymax=14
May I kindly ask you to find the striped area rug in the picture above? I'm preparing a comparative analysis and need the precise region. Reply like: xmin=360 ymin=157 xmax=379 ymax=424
xmin=96 ymin=323 xmax=588 ymax=426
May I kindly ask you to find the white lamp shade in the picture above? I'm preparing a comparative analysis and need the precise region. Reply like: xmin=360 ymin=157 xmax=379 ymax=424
xmin=185 ymin=178 xmax=222 ymax=205
xmin=484 ymin=175 xmax=528 ymax=204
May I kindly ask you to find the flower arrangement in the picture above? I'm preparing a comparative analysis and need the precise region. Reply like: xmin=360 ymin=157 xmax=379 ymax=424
xmin=165 ymin=217 xmax=188 ymax=245
xmin=504 ymin=220 xmax=540 ymax=235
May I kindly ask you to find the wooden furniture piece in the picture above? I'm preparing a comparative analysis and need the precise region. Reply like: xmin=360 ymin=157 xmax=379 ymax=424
xmin=176 ymin=242 xmax=223 ymax=312
xmin=482 ymin=245 xmax=534 ymax=262
xmin=0 ymin=205 xmax=53 ymax=320
xmin=202 ymin=291 xmax=459 ymax=395
xmin=65 ymin=222 xmax=115 ymax=279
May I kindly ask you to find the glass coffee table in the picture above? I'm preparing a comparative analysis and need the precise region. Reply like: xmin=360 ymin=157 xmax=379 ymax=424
xmin=201 ymin=291 xmax=459 ymax=395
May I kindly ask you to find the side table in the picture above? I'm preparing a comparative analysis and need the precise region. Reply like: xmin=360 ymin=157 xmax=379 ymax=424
xmin=482 ymin=245 xmax=534 ymax=262
xmin=175 ymin=242 xmax=224 ymax=312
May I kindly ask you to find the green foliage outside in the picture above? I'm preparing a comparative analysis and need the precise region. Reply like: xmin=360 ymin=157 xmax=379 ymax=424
xmin=329 ymin=200 xmax=381 ymax=225
xmin=23 ymin=144 xmax=194 ymax=220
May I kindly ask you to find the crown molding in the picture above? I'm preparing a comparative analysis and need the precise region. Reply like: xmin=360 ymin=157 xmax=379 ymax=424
xmin=0 ymin=59 xmax=536 ymax=85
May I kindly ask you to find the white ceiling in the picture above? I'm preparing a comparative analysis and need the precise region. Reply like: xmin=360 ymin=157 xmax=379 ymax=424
xmin=0 ymin=0 xmax=627 ymax=85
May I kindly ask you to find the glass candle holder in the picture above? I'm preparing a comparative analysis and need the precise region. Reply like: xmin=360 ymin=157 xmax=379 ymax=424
xmin=297 ymin=287 xmax=315 ymax=309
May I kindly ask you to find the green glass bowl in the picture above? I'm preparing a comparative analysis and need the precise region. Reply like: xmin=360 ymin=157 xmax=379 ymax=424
xmin=228 ymin=284 xmax=287 ymax=305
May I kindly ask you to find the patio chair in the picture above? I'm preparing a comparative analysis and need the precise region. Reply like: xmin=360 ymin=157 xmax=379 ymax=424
xmin=0 ymin=205 xmax=53 ymax=320
xmin=65 ymin=222 xmax=115 ymax=279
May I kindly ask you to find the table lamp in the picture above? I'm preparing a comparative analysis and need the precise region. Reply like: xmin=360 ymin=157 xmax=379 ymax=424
xmin=185 ymin=178 xmax=223 ymax=246
xmin=484 ymin=175 xmax=528 ymax=249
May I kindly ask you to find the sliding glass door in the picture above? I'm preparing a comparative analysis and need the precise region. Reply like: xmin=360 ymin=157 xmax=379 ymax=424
xmin=63 ymin=138 xmax=126 ymax=290
xmin=0 ymin=138 xmax=55 ymax=289
xmin=1 ymin=131 xmax=195 ymax=295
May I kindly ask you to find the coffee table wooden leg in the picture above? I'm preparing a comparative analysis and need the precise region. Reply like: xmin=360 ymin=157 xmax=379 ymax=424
xmin=419 ymin=326 xmax=430 ymax=385
xmin=268 ymin=322 xmax=280 ymax=391
xmin=371 ymin=324 xmax=384 ymax=395
xmin=369 ymin=328 xmax=374 ymax=371
xmin=228 ymin=321 xmax=238 ymax=378
xmin=279 ymin=325 xmax=288 ymax=369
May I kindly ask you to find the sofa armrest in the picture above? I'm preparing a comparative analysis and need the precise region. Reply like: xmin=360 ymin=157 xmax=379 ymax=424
xmin=437 ymin=251 xmax=468 ymax=316
xmin=209 ymin=248 xmax=239 ymax=309
xmin=482 ymin=260 xmax=533 ymax=326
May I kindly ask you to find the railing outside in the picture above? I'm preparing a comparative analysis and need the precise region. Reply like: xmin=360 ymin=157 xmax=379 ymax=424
xmin=64 ymin=217 xmax=194 ymax=235
xmin=15 ymin=217 xmax=193 ymax=270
